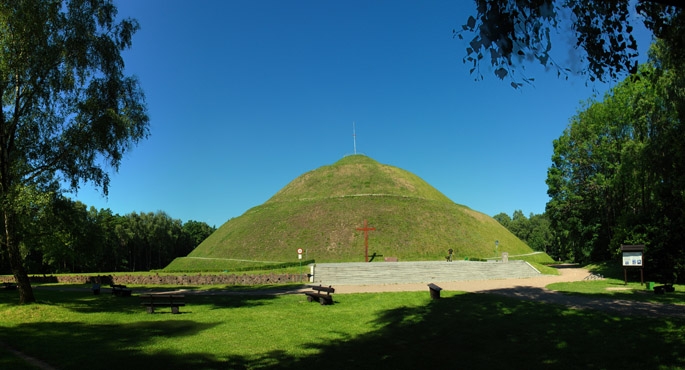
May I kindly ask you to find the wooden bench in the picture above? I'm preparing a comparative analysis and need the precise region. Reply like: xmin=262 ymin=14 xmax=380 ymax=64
xmin=427 ymin=283 xmax=442 ymax=299
xmin=1 ymin=282 xmax=17 ymax=290
xmin=140 ymin=294 xmax=185 ymax=314
xmin=304 ymin=285 xmax=335 ymax=305
xmin=110 ymin=284 xmax=132 ymax=297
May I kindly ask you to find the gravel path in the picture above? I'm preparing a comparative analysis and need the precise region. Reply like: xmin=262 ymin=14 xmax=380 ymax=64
xmin=330 ymin=266 xmax=685 ymax=318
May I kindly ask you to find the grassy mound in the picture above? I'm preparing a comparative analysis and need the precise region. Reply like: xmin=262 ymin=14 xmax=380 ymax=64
xmin=184 ymin=155 xmax=549 ymax=267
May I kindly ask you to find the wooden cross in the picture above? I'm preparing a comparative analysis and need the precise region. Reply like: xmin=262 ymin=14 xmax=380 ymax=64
xmin=356 ymin=219 xmax=376 ymax=262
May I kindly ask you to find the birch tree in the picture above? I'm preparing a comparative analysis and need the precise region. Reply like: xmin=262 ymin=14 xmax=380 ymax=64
xmin=0 ymin=0 xmax=148 ymax=303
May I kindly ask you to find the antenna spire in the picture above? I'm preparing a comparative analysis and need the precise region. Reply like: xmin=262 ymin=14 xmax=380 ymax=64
xmin=353 ymin=122 xmax=357 ymax=155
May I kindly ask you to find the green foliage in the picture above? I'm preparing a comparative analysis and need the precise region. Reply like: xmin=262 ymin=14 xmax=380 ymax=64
xmin=493 ymin=212 xmax=511 ymax=228
xmin=190 ymin=155 xmax=539 ymax=264
xmin=546 ymin=43 xmax=685 ymax=279
xmin=0 ymin=0 xmax=149 ymax=303
xmin=3 ymin=195 xmax=216 ymax=275
xmin=457 ymin=0 xmax=683 ymax=85
xmin=182 ymin=220 xmax=217 ymax=248
xmin=494 ymin=210 xmax=554 ymax=255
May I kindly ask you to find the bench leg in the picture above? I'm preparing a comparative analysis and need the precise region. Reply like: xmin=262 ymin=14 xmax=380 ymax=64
xmin=171 ymin=306 xmax=180 ymax=314
xmin=146 ymin=306 xmax=155 ymax=314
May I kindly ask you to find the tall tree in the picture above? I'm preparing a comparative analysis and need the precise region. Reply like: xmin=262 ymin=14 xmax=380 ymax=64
xmin=182 ymin=220 xmax=216 ymax=252
xmin=0 ymin=0 xmax=148 ymax=303
xmin=546 ymin=43 xmax=684 ymax=275
xmin=493 ymin=212 xmax=512 ymax=229
xmin=527 ymin=213 xmax=553 ymax=253
xmin=494 ymin=210 xmax=553 ymax=253
xmin=457 ymin=0 xmax=683 ymax=86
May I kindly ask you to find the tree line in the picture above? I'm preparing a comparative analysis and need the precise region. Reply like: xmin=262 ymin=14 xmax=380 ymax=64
xmin=545 ymin=42 xmax=685 ymax=282
xmin=498 ymin=41 xmax=685 ymax=283
xmin=0 ymin=194 xmax=215 ymax=275
xmin=493 ymin=211 xmax=553 ymax=256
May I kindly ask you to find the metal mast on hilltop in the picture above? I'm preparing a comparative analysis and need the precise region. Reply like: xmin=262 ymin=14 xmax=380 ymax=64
xmin=353 ymin=122 xmax=357 ymax=155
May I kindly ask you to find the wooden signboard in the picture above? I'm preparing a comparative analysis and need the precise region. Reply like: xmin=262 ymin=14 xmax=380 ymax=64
xmin=620 ymin=245 xmax=645 ymax=285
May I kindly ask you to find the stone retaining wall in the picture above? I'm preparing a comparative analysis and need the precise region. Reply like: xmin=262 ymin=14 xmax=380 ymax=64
xmin=20 ymin=273 xmax=304 ymax=286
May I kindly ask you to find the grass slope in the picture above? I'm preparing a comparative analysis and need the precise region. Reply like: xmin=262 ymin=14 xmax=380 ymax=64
xmin=187 ymin=155 xmax=548 ymax=265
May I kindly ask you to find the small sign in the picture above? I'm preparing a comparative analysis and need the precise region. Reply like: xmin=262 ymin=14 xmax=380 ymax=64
xmin=622 ymin=251 xmax=642 ymax=266
xmin=297 ymin=248 xmax=303 ymax=254
xmin=620 ymin=244 xmax=645 ymax=285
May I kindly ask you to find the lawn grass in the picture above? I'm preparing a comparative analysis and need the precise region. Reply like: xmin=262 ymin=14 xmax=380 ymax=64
xmin=2 ymin=285 xmax=685 ymax=369
xmin=529 ymin=262 xmax=560 ymax=275
xmin=549 ymin=278 xmax=685 ymax=305
xmin=162 ymin=257 xmax=314 ymax=273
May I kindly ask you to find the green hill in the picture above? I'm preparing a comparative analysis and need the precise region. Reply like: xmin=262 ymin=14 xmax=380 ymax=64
xmin=183 ymin=155 xmax=546 ymax=266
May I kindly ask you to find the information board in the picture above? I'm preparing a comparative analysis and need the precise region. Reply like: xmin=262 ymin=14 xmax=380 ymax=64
xmin=622 ymin=251 xmax=642 ymax=266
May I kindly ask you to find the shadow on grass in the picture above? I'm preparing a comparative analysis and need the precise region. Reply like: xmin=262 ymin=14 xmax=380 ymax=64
xmin=249 ymin=292 xmax=685 ymax=370
xmin=485 ymin=286 xmax=685 ymax=318
xmin=27 ymin=286 xmax=286 ymax=313
xmin=0 ymin=289 xmax=284 ymax=369
xmin=3 ymin=288 xmax=685 ymax=369
xmin=0 ymin=345 xmax=40 ymax=370
xmin=549 ymin=279 xmax=685 ymax=305
xmin=1 ymin=320 xmax=222 ymax=369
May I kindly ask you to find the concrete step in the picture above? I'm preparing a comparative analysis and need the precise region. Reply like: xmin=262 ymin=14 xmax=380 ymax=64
xmin=309 ymin=260 xmax=541 ymax=285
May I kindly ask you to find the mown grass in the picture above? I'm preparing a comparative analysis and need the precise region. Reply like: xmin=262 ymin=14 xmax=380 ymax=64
xmin=529 ymin=262 xmax=560 ymax=275
xmin=2 ymin=282 xmax=685 ymax=370
xmin=162 ymin=257 xmax=314 ymax=273
xmin=549 ymin=279 xmax=685 ymax=304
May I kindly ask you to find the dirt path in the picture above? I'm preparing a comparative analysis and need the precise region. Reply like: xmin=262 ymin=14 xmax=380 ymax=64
xmin=329 ymin=266 xmax=684 ymax=319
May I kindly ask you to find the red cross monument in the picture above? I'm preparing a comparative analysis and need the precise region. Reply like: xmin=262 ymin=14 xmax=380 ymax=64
xmin=356 ymin=220 xmax=376 ymax=262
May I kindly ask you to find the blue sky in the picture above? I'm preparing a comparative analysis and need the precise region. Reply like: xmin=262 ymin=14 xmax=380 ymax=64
xmin=69 ymin=1 xmax=650 ymax=226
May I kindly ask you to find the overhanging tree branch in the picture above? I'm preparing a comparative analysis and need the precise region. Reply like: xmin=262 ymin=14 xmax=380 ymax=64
xmin=460 ymin=0 xmax=682 ymax=86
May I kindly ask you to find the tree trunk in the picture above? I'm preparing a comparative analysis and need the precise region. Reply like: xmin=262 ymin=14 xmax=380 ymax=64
xmin=4 ymin=210 xmax=35 ymax=304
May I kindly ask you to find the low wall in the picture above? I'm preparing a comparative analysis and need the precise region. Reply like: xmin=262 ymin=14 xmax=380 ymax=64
xmin=22 ymin=273 xmax=304 ymax=286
